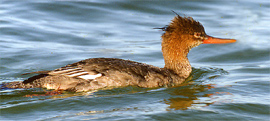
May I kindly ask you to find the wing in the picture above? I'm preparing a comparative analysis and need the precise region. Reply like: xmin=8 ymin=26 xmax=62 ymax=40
xmin=48 ymin=66 xmax=102 ymax=80
xmin=22 ymin=65 xmax=102 ymax=84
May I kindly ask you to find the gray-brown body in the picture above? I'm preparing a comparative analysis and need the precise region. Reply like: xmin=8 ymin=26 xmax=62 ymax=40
xmin=3 ymin=58 xmax=185 ymax=92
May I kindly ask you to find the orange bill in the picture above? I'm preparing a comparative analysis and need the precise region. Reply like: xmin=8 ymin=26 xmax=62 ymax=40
xmin=203 ymin=35 xmax=237 ymax=44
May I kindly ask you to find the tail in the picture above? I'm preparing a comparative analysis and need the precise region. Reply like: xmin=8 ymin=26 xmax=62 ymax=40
xmin=1 ymin=73 xmax=49 ymax=90
xmin=1 ymin=81 xmax=26 ymax=89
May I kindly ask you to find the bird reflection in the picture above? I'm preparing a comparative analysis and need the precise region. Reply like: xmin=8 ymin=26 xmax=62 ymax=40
xmin=163 ymin=69 xmax=232 ymax=110
xmin=164 ymin=84 xmax=215 ymax=110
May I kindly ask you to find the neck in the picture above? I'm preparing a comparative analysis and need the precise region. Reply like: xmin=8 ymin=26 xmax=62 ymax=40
xmin=161 ymin=38 xmax=192 ymax=78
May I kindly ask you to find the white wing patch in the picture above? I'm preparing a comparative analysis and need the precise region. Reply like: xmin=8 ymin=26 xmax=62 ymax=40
xmin=78 ymin=73 xmax=102 ymax=80
xmin=49 ymin=67 xmax=102 ymax=80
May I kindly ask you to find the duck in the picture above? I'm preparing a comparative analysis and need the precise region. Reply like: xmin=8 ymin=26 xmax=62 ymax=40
xmin=2 ymin=13 xmax=236 ymax=92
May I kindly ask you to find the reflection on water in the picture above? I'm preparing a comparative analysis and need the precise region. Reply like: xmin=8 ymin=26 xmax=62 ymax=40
xmin=164 ymin=84 xmax=232 ymax=110
xmin=164 ymin=67 xmax=232 ymax=110
xmin=164 ymin=85 xmax=213 ymax=110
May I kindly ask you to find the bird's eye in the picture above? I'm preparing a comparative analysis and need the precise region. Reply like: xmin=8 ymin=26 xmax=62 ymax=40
xmin=194 ymin=32 xmax=201 ymax=38
xmin=194 ymin=32 xmax=204 ymax=39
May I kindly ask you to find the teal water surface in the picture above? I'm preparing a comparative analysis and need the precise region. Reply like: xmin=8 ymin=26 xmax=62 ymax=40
xmin=1 ymin=0 xmax=269 ymax=120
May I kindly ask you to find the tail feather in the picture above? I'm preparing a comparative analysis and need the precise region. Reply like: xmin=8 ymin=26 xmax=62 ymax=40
xmin=1 ymin=81 xmax=26 ymax=89
xmin=1 ymin=74 xmax=49 ymax=90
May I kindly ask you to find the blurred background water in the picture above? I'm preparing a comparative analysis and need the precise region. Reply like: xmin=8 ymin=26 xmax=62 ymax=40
xmin=0 ymin=0 xmax=269 ymax=120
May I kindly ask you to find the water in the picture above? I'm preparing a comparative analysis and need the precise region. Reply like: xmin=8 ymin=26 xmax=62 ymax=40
xmin=1 ymin=0 xmax=269 ymax=120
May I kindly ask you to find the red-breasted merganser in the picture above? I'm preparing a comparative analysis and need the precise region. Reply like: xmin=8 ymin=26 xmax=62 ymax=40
xmin=3 ymin=14 xmax=236 ymax=92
